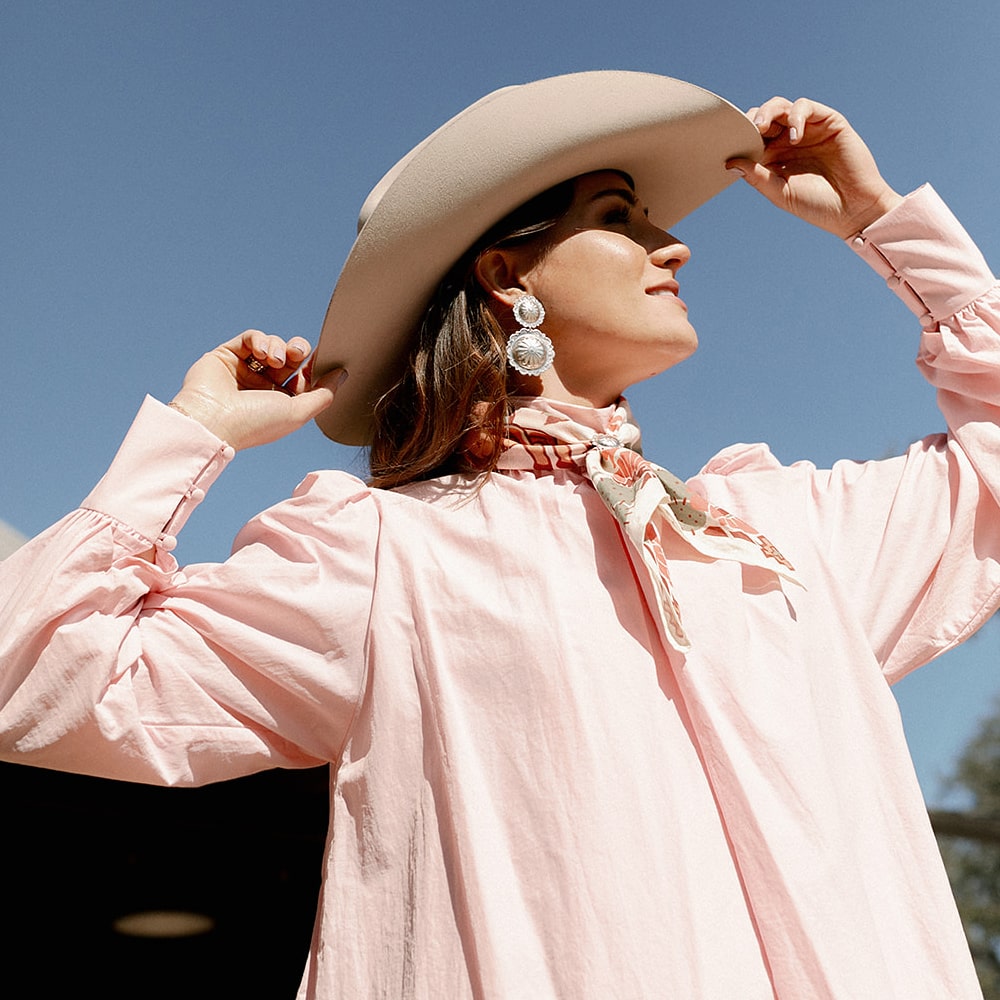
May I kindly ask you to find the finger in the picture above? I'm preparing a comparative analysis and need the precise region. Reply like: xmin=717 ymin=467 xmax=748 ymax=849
xmin=282 ymin=366 xmax=312 ymax=396
xmin=751 ymin=96 xmax=835 ymax=146
xmin=235 ymin=330 xmax=313 ymax=390
xmin=258 ymin=334 xmax=289 ymax=368
xmin=235 ymin=330 xmax=276 ymax=384
xmin=725 ymin=158 xmax=789 ymax=204
xmin=232 ymin=331 xmax=279 ymax=389
xmin=209 ymin=330 xmax=315 ymax=393
xmin=272 ymin=338 xmax=312 ymax=387
xmin=784 ymin=98 xmax=821 ymax=145
xmin=286 ymin=337 xmax=311 ymax=364
xmin=288 ymin=364 xmax=346 ymax=397
xmin=283 ymin=383 xmax=338 ymax=423
xmin=749 ymin=96 xmax=793 ymax=137
xmin=230 ymin=330 xmax=310 ymax=360
xmin=238 ymin=329 xmax=284 ymax=367
xmin=269 ymin=341 xmax=316 ymax=393
xmin=307 ymin=368 xmax=348 ymax=405
xmin=726 ymin=157 xmax=763 ymax=179
xmin=242 ymin=329 xmax=269 ymax=360
xmin=271 ymin=369 xmax=348 ymax=433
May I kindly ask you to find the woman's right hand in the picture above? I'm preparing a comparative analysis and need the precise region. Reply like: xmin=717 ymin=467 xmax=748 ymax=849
xmin=727 ymin=97 xmax=902 ymax=239
xmin=168 ymin=330 xmax=347 ymax=451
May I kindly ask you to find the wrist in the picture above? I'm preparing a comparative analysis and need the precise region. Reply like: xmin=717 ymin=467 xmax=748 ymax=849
xmin=841 ymin=187 xmax=904 ymax=239
xmin=167 ymin=391 xmax=235 ymax=445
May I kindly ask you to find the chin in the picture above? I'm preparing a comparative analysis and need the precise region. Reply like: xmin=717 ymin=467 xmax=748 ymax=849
xmin=653 ymin=336 xmax=699 ymax=374
xmin=621 ymin=355 xmax=694 ymax=392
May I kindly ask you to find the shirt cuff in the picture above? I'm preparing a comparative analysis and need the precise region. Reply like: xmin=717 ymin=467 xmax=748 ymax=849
xmin=846 ymin=183 xmax=996 ymax=327
xmin=82 ymin=396 xmax=235 ymax=550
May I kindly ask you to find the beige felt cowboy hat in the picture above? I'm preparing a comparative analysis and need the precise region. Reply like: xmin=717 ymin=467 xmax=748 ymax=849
xmin=313 ymin=70 xmax=763 ymax=444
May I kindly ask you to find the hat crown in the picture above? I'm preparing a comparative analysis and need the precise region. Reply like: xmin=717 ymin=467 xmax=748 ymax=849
xmin=357 ymin=84 xmax=520 ymax=235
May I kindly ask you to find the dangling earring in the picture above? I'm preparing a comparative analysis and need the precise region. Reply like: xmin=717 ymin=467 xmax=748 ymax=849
xmin=506 ymin=294 xmax=555 ymax=376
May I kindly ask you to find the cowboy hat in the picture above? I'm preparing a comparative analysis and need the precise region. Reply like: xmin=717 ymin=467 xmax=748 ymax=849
xmin=313 ymin=70 xmax=763 ymax=444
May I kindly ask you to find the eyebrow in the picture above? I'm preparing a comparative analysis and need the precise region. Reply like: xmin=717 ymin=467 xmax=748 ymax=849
xmin=588 ymin=186 xmax=638 ymax=205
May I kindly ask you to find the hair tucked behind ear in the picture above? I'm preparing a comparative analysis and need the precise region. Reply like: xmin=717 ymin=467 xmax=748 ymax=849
xmin=367 ymin=179 xmax=576 ymax=490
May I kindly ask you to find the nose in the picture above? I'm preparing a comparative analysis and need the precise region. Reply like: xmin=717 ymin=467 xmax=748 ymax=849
xmin=649 ymin=232 xmax=691 ymax=271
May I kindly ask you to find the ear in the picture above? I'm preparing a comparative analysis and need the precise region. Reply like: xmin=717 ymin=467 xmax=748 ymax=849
xmin=473 ymin=248 xmax=529 ymax=311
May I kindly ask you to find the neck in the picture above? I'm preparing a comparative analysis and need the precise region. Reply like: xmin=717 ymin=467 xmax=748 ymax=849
xmin=513 ymin=369 xmax=624 ymax=409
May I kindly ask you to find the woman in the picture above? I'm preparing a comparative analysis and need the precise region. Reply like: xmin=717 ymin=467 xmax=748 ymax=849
xmin=1 ymin=71 xmax=997 ymax=998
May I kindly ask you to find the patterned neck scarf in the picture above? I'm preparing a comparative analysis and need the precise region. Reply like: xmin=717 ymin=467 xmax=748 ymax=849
xmin=497 ymin=396 xmax=800 ymax=652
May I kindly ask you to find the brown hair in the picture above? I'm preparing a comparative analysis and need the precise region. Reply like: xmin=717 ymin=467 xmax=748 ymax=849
xmin=367 ymin=178 xmax=576 ymax=489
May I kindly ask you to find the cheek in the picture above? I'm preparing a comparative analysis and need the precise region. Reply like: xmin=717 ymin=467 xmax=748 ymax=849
xmin=532 ymin=242 xmax=638 ymax=325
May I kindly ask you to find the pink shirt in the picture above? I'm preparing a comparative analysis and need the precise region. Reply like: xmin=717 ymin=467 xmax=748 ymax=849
xmin=2 ymin=185 xmax=998 ymax=998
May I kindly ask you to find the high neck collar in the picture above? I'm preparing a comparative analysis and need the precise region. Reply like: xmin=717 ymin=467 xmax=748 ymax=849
xmin=509 ymin=395 xmax=627 ymax=431
xmin=507 ymin=396 xmax=640 ymax=448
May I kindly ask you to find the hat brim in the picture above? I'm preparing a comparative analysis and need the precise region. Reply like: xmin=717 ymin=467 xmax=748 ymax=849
xmin=314 ymin=71 xmax=763 ymax=445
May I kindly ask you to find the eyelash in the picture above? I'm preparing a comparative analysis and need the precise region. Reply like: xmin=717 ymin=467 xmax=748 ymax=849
xmin=604 ymin=204 xmax=632 ymax=225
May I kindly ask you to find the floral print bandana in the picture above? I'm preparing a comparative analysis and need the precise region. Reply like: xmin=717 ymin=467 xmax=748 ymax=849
xmin=497 ymin=397 xmax=801 ymax=651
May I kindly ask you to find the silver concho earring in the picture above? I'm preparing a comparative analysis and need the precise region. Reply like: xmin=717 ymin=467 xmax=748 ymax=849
xmin=506 ymin=294 xmax=554 ymax=376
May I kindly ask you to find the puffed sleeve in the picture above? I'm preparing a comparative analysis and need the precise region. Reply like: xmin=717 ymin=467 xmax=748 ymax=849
xmin=0 ymin=397 xmax=377 ymax=785
xmin=795 ymin=185 xmax=1000 ymax=681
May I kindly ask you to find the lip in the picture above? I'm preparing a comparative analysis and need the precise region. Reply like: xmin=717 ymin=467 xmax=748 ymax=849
xmin=646 ymin=281 xmax=686 ymax=310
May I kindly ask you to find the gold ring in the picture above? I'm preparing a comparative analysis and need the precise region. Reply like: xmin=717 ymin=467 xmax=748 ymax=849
xmin=245 ymin=355 xmax=267 ymax=374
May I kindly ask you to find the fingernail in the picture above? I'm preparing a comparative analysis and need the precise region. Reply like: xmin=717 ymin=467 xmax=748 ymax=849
xmin=789 ymin=126 xmax=799 ymax=143
xmin=726 ymin=165 xmax=746 ymax=177
xmin=335 ymin=369 xmax=349 ymax=388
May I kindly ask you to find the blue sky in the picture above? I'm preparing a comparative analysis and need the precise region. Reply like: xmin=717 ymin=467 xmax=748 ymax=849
xmin=3 ymin=0 xmax=1000 ymax=806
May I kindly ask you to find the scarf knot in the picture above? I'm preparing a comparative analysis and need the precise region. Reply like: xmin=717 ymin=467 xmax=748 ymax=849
xmin=498 ymin=396 xmax=800 ymax=652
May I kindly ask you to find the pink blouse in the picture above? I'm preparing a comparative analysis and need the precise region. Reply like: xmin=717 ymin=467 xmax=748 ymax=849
xmin=2 ymin=185 xmax=998 ymax=998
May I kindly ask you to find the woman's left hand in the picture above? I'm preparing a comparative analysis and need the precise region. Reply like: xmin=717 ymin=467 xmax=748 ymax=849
xmin=727 ymin=97 xmax=903 ymax=239
xmin=169 ymin=331 xmax=344 ymax=451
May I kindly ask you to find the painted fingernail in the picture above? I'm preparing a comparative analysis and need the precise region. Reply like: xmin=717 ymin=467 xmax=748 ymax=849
xmin=726 ymin=165 xmax=746 ymax=177
xmin=789 ymin=126 xmax=799 ymax=143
